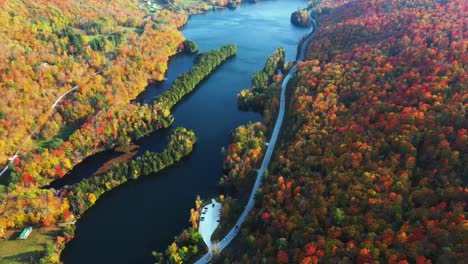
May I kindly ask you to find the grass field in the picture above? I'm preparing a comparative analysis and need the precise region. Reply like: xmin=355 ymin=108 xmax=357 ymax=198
xmin=0 ymin=228 xmax=60 ymax=264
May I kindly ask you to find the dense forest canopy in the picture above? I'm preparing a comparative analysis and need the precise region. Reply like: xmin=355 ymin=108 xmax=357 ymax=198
xmin=0 ymin=0 xmax=188 ymax=248
xmin=0 ymin=0 xmax=466 ymax=263
xmin=0 ymin=0 xmax=187 ymax=163
xmin=0 ymin=0 xmax=241 ymax=261
xmin=218 ymin=0 xmax=467 ymax=263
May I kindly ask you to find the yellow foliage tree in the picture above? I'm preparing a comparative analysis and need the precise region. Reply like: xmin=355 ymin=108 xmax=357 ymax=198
xmin=88 ymin=193 xmax=97 ymax=205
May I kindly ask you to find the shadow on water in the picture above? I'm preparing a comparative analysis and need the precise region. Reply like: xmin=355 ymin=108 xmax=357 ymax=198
xmin=61 ymin=1 xmax=309 ymax=263
xmin=45 ymin=128 xmax=171 ymax=190
xmin=45 ymin=150 xmax=122 ymax=189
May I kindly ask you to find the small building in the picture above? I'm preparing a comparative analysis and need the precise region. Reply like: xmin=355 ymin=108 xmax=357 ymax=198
xmin=18 ymin=227 xmax=32 ymax=240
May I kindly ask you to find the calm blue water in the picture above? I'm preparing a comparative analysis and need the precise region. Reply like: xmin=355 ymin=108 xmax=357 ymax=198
xmin=62 ymin=1 xmax=308 ymax=263
xmin=138 ymin=54 xmax=195 ymax=104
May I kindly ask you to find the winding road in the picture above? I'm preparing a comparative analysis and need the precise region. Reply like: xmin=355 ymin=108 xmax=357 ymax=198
xmin=0 ymin=86 xmax=78 ymax=178
xmin=0 ymin=69 xmax=103 ymax=178
xmin=50 ymin=86 xmax=78 ymax=109
xmin=194 ymin=18 xmax=317 ymax=264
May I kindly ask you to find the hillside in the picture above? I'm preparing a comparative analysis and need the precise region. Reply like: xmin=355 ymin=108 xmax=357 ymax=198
xmin=0 ymin=0 xmax=191 ymax=214
xmin=0 ymin=0 xmax=192 ymax=261
xmin=0 ymin=1 xmax=188 ymax=163
xmin=221 ymin=0 xmax=467 ymax=263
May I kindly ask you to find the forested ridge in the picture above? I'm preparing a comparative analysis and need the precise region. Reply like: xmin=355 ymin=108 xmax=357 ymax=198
xmin=217 ymin=0 xmax=467 ymax=263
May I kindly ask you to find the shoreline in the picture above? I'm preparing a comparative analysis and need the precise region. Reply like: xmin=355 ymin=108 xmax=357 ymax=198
xmin=57 ymin=45 xmax=236 ymax=262
xmin=0 ymin=3 xmax=197 ymax=262
xmin=0 ymin=1 xmax=297 ymax=263
xmin=193 ymin=11 xmax=317 ymax=264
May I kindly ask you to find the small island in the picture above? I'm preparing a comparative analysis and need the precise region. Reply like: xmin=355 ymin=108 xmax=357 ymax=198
xmin=290 ymin=8 xmax=311 ymax=27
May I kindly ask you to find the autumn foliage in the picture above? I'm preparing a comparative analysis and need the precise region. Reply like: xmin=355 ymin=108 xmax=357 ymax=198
xmin=221 ymin=122 xmax=267 ymax=193
xmin=223 ymin=0 xmax=467 ymax=263
xmin=66 ymin=127 xmax=196 ymax=215
xmin=0 ymin=0 xmax=185 ymax=163
xmin=0 ymin=0 xmax=187 ymax=235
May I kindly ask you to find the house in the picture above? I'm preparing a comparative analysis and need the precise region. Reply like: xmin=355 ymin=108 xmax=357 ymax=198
xmin=18 ymin=227 xmax=32 ymax=240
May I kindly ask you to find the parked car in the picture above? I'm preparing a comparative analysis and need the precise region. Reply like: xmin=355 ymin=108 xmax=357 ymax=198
xmin=201 ymin=217 xmax=205 ymax=221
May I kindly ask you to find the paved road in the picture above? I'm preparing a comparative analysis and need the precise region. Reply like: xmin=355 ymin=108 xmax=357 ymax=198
xmin=51 ymin=86 xmax=78 ymax=109
xmin=0 ymin=86 xmax=79 ymax=178
xmin=194 ymin=18 xmax=317 ymax=264
xmin=0 ymin=155 xmax=18 ymax=178
xmin=49 ymin=69 xmax=103 ymax=110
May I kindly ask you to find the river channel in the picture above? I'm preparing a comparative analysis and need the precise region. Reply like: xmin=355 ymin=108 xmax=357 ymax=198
xmin=61 ymin=1 xmax=308 ymax=263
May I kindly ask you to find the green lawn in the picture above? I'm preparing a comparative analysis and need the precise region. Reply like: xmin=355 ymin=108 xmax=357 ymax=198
xmin=180 ymin=0 xmax=207 ymax=5
xmin=83 ymin=34 xmax=103 ymax=42
xmin=0 ymin=228 xmax=60 ymax=264
xmin=121 ymin=26 xmax=144 ymax=36
xmin=35 ymin=124 xmax=78 ymax=150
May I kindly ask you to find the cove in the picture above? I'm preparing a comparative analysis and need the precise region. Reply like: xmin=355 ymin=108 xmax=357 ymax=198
xmin=61 ymin=1 xmax=309 ymax=263
xmin=47 ymin=54 xmax=193 ymax=190
xmin=46 ymin=128 xmax=171 ymax=189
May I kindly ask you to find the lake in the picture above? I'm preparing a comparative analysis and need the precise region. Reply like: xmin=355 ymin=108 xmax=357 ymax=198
xmin=61 ymin=0 xmax=309 ymax=263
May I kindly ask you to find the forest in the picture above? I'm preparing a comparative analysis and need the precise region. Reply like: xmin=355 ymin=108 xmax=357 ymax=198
xmin=215 ymin=0 xmax=467 ymax=263
xmin=0 ymin=0 xmax=187 ymax=235
xmin=0 ymin=1 xmax=186 ymax=163
xmin=154 ymin=44 xmax=237 ymax=108
xmin=1 ymin=0 xmax=466 ymax=263
xmin=290 ymin=9 xmax=312 ymax=27
xmin=66 ymin=127 xmax=196 ymax=216
xmin=237 ymin=48 xmax=286 ymax=129
xmin=0 ymin=0 xmax=236 ymax=262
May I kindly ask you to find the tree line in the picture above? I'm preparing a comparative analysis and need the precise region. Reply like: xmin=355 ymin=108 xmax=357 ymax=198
xmin=237 ymin=48 xmax=285 ymax=112
xmin=154 ymin=44 xmax=237 ymax=109
xmin=66 ymin=127 xmax=196 ymax=215
xmin=220 ymin=0 xmax=467 ymax=263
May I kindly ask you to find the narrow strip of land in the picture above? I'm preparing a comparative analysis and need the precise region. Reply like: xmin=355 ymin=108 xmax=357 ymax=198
xmin=194 ymin=19 xmax=317 ymax=264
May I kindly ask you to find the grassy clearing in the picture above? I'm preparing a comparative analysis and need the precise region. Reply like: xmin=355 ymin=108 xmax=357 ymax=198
xmin=83 ymin=34 xmax=103 ymax=42
xmin=35 ymin=124 xmax=79 ymax=150
xmin=0 ymin=227 xmax=61 ymax=264
xmin=57 ymin=124 xmax=79 ymax=142
xmin=178 ymin=0 xmax=211 ymax=11
xmin=121 ymin=26 xmax=144 ymax=35
xmin=180 ymin=0 xmax=207 ymax=5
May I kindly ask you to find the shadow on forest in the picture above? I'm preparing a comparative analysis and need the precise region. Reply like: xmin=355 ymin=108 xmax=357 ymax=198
xmin=0 ymin=250 xmax=43 ymax=263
